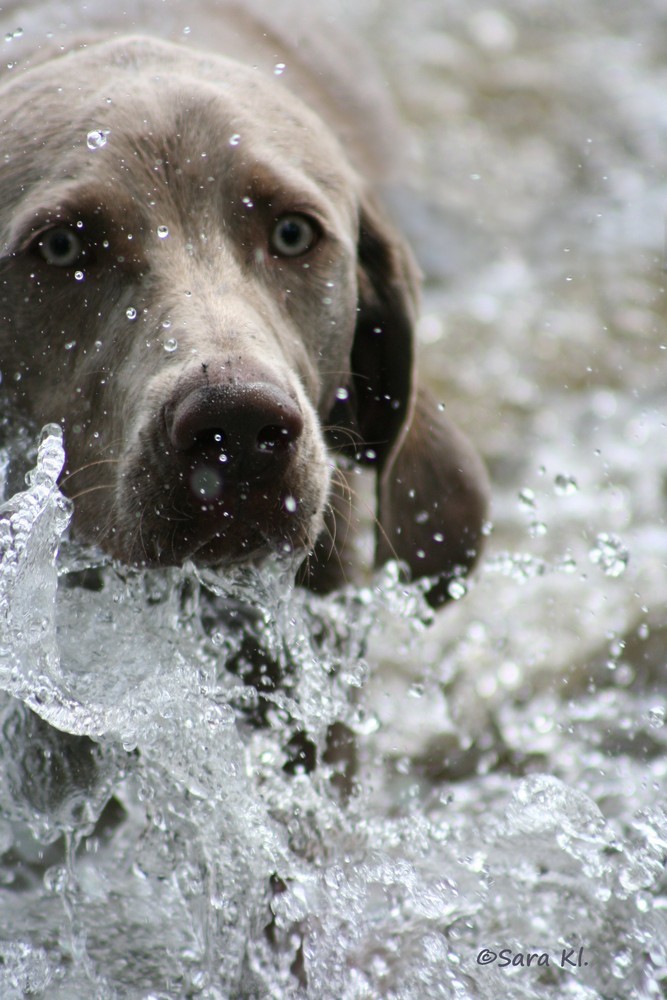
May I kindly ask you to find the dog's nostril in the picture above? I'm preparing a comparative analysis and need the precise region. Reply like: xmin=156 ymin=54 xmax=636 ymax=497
xmin=193 ymin=428 xmax=228 ymax=453
xmin=257 ymin=424 xmax=293 ymax=452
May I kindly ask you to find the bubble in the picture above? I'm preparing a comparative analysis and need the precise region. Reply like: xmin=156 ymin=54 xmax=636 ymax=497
xmin=86 ymin=128 xmax=110 ymax=150
xmin=126 ymin=307 xmax=137 ymax=321
xmin=163 ymin=338 xmax=178 ymax=353
xmin=554 ymin=473 xmax=579 ymax=496
xmin=589 ymin=532 xmax=629 ymax=577
xmin=157 ymin=225 xmax=169 ymax=240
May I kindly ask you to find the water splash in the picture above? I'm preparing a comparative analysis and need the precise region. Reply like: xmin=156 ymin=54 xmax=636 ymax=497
xmin=589 ymin=532 xmax=630 ymax=577
xmin=0 ymin=427 xmax=663 ymax=997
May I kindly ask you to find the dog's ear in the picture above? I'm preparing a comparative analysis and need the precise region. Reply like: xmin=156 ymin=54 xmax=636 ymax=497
xmin=376 ymin=386 xmax=490 ymax=606
xmin=326 ymin=191 xmax=489 ymax=605
xmin=344 ymin=191 xmax=420 ymax=467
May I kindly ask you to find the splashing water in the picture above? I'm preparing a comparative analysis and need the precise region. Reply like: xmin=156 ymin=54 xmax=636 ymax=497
xmin=0 ymin=422 xmax=664 ymax=999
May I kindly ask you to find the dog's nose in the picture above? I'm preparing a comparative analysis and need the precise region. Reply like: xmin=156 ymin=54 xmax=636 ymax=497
xmin=166 ymin=382 xmax=303 ymax=481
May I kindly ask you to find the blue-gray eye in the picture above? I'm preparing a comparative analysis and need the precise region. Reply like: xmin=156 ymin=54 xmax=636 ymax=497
xmin=36 ymin=227 xmax=85 ymax=266
xmin=270 ymin=214 xmax=319 ymax=257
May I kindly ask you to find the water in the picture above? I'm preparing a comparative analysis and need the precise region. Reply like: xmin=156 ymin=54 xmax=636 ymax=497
xmin=1 ymin=1 xmax=666 ymax=997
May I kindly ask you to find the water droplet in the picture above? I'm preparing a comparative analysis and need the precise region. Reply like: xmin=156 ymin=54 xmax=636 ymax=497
xmin=74 ymin=270 xmax=84 ymax=281
xmin=229 ymin=133 xmax=241 ymax=146
xmin=242 ymin=196 xmax=254 ymax=208
xmin=183 ymin=25 xmax=191 ymax=35
xmin=283 ymin=496 xmax=298 ymax=513
xmin=647 ymin=706 xmax=665 ymax=729
xmin=64 ymin=340 xmax=76 ymax=351
xmin=335 ymin=387 xmax=349 ymax=401
xmin=554 ymin=473 xmax=578 ymax=496
xmin=557 ymin=552 xmax=578 ymax=574
xmin=163 ymin=338 xmax=178 ymax=353
xmin=589 ymin=532 xmax=629 ymax=577
xmin=126 ymin=307 xmax=137 ymax=321
xmin=273 ymin=62 xmax=286 ymax=76
xmin=190 ymin=466 xmax=222 ymax=500
xmin=157 ymin=225 xmax=169 ymax=239
xmin=448 ymin=579 xmax=468 ymax=600
xmin=518 ymin=487 xmax=536 ymax=510
xmin=86 ymin=128 xmax=110 ymax=150
xmin=529 ymin=520 xmax=547 ymax=537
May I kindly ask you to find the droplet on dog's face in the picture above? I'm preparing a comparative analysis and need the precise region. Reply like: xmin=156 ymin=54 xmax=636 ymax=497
xmin=157 ymin=225 xmax=169 ymax=239
xmin=86 ymin=128 xmax=109 ymax=150
xmin=163 ymin=338 xmax=178 ymax=354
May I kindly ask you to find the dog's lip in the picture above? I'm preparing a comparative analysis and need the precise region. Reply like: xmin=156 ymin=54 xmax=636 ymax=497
xmin=148 ymin=492 xmax=306 ymax=567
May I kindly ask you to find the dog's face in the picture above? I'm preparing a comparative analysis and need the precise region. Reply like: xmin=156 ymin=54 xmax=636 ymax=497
xmin=0 ymin=38 xmax=366 ymax=566
xmin=0 ymin=35 xmax=488 ymax=596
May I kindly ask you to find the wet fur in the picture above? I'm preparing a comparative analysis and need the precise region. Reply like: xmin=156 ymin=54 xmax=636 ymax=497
xmin=0 ymin=1 xmax=489 ymax=603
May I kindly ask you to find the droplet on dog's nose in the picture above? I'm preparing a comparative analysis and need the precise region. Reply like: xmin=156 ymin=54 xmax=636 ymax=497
xmin=163 ymin=338 xmax=178 ymax=354
xmin=273 ymin=62 xmax=286 ymax=76
xmin=86 ymin=128 xmax=109 ymax=150
xmin=190 ymin=465 xmax=223 ymax=501
xmin=229 ymin=133 xmax=241 ymax=146
xmin=157 ymin=225 xmax=169 ymax=239
xmin=126 ymin=307 xmax=137 ymax=321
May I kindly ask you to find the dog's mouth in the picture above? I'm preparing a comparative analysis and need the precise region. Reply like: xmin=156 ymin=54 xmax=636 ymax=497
xmin=147 ymin=460 xmax=311 ymax=567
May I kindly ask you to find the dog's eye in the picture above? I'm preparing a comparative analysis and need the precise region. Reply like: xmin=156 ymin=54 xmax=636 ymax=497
xmin=270 ymin=214 xmax=319 ymax=257
xmin=35 ymin=227 xmax=85 ymax=267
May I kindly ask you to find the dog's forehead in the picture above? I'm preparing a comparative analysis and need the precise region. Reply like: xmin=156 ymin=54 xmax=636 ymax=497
xmin=4 ymin=35 xmax=357 ymax=198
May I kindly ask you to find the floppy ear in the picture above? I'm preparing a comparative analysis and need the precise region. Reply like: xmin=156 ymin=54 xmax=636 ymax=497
xmin=326 ymin=191 xmax=489 ymax=606
xmin=376 ymin=385 xmax=490 ymax=606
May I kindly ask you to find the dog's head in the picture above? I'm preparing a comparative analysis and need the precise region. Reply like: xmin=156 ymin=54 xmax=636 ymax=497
xmin=0 ymin=37 xmax=488 ymax=599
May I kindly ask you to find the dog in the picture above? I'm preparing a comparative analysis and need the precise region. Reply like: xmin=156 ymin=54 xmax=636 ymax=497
xmin=0 ymin=0 xmax=489 ymax=605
